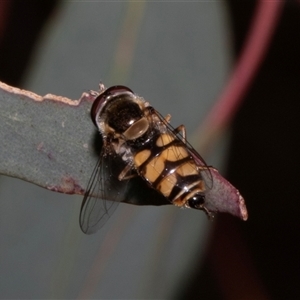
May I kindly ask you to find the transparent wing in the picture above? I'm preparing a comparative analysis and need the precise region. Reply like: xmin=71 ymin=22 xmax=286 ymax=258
xmin=186 ymin=146 xmax=213 ymax=190
xmin=151 ymin=110 xmax=247 ymax=220
xmin=79 ymin=149 xmax=130 ymax=234
xmin=153 ymin=109 xmax=213 ymax=190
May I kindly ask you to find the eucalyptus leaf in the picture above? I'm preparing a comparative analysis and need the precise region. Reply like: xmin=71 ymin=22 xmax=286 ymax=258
xmin=0 ymin=80 xmax=98 ymax=194
xmin=0 ymin=81 xmax=247 ymax=220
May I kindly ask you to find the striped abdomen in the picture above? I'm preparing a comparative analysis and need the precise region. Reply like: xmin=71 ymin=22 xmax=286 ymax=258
xmin=133 ymin=132 xmax=205 ymax=207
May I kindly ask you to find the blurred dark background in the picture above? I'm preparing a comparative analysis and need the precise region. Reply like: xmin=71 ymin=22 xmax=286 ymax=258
xmin=184 ymin=1 xmax=300 ymax=299
xmin=0 ymin=1 xmax=299 ymax=299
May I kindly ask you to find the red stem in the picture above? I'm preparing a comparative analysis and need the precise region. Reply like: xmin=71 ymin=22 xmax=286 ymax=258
xmin=197 ymin=0 xmax=284 ymax=154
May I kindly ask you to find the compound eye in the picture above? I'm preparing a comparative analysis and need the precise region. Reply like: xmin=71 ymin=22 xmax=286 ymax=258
xmin=188 ymin=193 xmax=205 ymax=209
xmin=91 ymin=85 xmax=134 ymax=127
xmin=104 ymin=85 xmax=133 ymax=96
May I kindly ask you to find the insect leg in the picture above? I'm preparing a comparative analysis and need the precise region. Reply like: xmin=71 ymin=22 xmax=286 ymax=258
xmin=164 ymin=114 xmax=171 ymax=123
xmin=173 ymin=125 xmax=187 ymax=143
xmin=118 ymin=163 xmax=138 ymax=181
xmin=202 ymin=206 xmax=215 ymax=220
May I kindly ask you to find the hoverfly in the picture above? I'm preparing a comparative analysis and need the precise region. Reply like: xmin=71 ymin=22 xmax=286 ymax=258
xmin=80 ymin=85 xmax=247 ymax=234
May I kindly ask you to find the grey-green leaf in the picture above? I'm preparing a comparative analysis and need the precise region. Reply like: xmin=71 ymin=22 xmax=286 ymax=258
xmin=0 ymin=81 xmax=96 ymax=195
xmin=0 ymin=81 xmax=247 ymax=220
